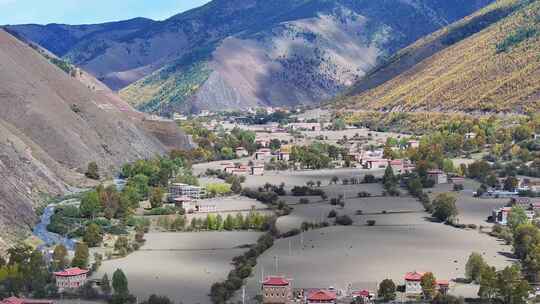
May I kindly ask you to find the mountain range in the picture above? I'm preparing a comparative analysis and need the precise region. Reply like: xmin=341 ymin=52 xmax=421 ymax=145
xmin=5 ymin=0 xmax=494 ymax=114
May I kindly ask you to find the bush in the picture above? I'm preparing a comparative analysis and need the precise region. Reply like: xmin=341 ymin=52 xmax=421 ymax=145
xmin=367 ymin=220 xmax=376 ymax=226
xmin=453 ymin=184 xmax=464 ymax=191
xmin=299 ymin=198 xmax=310 ymax=204
xmin=335 ymin=215 xmax=353 ymax=226
xmin=144 ymin=206 xmax=177 ymax=216
xmin=363 ymin=174 xmax=377 ymax=183
xmin=355 ymin=210 xmax=363 ymax=215
xmin=357 ymin=191 xmax=371 ymax=198
xmin=328 ymin=210 xmax=337 ymax=218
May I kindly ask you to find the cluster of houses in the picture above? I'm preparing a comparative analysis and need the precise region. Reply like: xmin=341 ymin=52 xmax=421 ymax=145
xmin=261 ymin=272 xmax=449 ymax=304
xmin=492 ymin=198 xmax=540 ymax=225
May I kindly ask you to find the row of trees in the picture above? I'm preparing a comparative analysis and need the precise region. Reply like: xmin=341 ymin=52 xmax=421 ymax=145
xmin=156 ymin=212 xmax=274 ymax=232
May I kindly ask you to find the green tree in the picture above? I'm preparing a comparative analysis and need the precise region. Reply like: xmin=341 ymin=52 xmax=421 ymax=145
xmin=478 ymin=266 xmax=497 ymax=300
xmin=72 ymin=242 xmax=89 ymax=268
xmin=378 ymin=279 xmax=396 ymax=302
xmin=115 ymin=236 xmax=130 ymax=256
xmin=496 ymin=265 xmax=529 ymax=304
xmin=465 ymin=252 xmax=486 ymax=283
xmin=149 ymin=187 xmax=164 ymax=209
xmin=80 ymin=191 xmax=102 ymax=218
xmin=112 ymin=269 xmax=129 ymax=296
xmin=420 ymin=272 xmax=437 ymax=300
xmin=432 ymin=193 xmax=458 ymax=222
xmin=83 ymin=223 xmax=103 ymax=247
xmin=508 ymin=206 xmax=529 ymax=231
xmin=101 ymin=274 xmax=112 ymax=295
xmin=231 ymin=178 xmax=242 ymax=194
xmin=503 ymin=176 xmax=519 ymax=192
xmin=513 ymin=224 xmax=540 ymax=260
xmin=85 ymin=162 xmax=100 ymax=180
xmin=52 ymin=244 xmax=69 ymax=271
xmin=129 ymin=174 xmax=150 ymax=199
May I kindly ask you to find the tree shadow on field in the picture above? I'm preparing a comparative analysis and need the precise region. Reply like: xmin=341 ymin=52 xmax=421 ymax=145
xmin=497 ymin=251 xmax=516 ymax=261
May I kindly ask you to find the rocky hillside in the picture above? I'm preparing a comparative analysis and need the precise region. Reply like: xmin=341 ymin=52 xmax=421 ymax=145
xmin=5 ymin=0 xmax=493 ymax=114
xmin=335 ymin=0 xmax=540 ymax=113
xmin=0 ymin=29 xmax=189 ymax=248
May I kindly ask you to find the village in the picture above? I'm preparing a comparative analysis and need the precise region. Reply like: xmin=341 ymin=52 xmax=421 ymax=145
xmin=3 ymin=107 xmax=539 ymax=304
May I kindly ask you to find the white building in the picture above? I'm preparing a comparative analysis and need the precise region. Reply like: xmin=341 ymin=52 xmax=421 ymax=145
xmin=236 ymin=147 xmax=249 ymax=158
xmin=169 ymin=183 xmax=205 ymax=200
xmin=54 ymin=268 xmax=89 ymax=292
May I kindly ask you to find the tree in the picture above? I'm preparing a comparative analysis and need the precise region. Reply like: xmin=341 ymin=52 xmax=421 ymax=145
xmin=513 ymin=224 xmax=540 ymax=260
xmin=478 ymin=266 xmax=497 ymax=301
xmin=149 ymin=187 xmax=164 ymax=209
xmin=508 ymin=206 xmax=529 ymax=231
xmin=465 ymin=252 xmax=486 ymax=283
xmin=378 ymin=279 xmax=396 ymax=302
xmin=115 ymin=236 xmax=130 ymax=256
xmin=111 ymin=269 xmax=135 ymax=304
xmin=231 ymin=178 xmax=242 ymax=194
xmin=432 ymin=193 xmax=458 ymax=222
xmin=420 ymin=272 xmax=437 ymax=300
xmin=80 ymin=190 xmax=102 ymax=219
xmin=100 ymin=274 xmax=112 ymax=295
xmin=83 ymin=223 xmax=103 ymax=247
xmin=331 ymin=176 xmax=339 ymax=184
xmin=52 ymin=244 xmax=69 ymax=271
xmin=503 ymin=176 xmax=519 ymax=192
xmin=496 ymin=265 xmax=529 ymax=304
xmin=85 ymin=162 xmax=100 ymax=180
xmin=72 ymin=242 xmax=89 ymax=268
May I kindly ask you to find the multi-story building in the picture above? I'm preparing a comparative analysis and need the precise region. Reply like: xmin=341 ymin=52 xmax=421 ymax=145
xmin=168 ymin=183 xmax=205 ymax=200
xmin=262 ymin=276 xmax=292 ymax=304
xmin=54 ymin=267 xmax=89 ymax=292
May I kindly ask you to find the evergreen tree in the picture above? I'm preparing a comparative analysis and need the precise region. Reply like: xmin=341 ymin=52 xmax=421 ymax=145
xmin=72 ymin=242 xmax=89 ymax=268
xmin=378 ymin=279 xmax=396 ymax=301
xmin=52 ymin=244 xmax=69 ymax=271
xmin=83 ymin=223 xmax=103 ymax=247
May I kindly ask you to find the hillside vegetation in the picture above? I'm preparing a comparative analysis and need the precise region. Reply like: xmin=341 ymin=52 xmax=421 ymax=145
xmin=336 ymin=0 xmax=540 ymax=113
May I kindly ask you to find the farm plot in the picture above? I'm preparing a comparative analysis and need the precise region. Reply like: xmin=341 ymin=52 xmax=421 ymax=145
xmin=93 ymin=232 xmax=262 ymax=304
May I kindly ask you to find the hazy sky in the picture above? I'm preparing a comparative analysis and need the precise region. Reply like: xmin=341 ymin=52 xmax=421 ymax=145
xmin=0 ymin=0 xmax=210 ymax=25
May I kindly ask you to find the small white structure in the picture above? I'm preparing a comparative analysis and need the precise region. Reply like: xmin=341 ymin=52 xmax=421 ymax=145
xmin=54 ymin=268 xmax=89 ymax=292
xmin=236 ymin=147 xmax=249 ymax=158
xmin=251 ymin=165 xmax=265 ymax=176
xmin=278 ymin=151 xmax=290 ymax=161
xmin=407 ymin=140 xmax=420 ymax=149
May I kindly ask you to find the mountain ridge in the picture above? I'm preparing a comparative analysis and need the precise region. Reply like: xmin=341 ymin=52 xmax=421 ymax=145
xmin=5 ymin=0 xmax=494 ymax=114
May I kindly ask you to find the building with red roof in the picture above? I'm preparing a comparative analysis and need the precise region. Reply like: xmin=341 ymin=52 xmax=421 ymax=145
xmin=1 ymin=298 xmax=53 ymax=304
xmin=306 ymin=290 xmax=337 ymax=304
xmin=405 ymin=272 xmax=450 ymax=296
xmin=262 ymin=276 xmax=292 ymax=304
xmin=53 ymin=267 xmax=89 ymax=291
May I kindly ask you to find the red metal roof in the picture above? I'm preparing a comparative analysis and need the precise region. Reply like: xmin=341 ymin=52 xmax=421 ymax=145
xmin=1 ymin=297 xmax=53 ymax=304
xmin=405 ymin=271 xmax=425 ymax=281
xmin=352 ymin=290 xmax=370 ymax=297
xmin=262 ymin=276 xmax=289 ymax=286
xmin=307 ymin=290 xmax=337 ymax=301
xmin=53 ymin=267 xmax=88 ymax=277
xmin=437 ymin=280 xmax=450 ymax=286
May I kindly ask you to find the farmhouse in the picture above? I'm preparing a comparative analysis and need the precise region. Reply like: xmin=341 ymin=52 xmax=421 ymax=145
xmin=255 ymin=148 xmax=273 ymax=161
xmin=262 ymin=276 xmax=292 ymax=304
xmin=54 ymin=267 xmax=89 ymax=291
xmin=306 ymin=290 xmax=337 ymax=304
xmin=168 ymin=183 xmax=205 ymax=200
xmin=492 ymin=206 xmax=535 ymax=225
xmin=427 ymin=170 xmax=448 ymax=184
xmin=364 ymin=159 xmax=389 ymax=169
xmin=404 ymin=272 xmax=449 ymax=297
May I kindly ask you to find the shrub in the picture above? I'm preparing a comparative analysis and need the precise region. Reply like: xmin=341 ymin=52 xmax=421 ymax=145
xmin=355 ymin=210 xmax=363 ymax=215
xmin=335 ymin=215 xmax=353 ymax=226
xmin=357 ymin=191 xmax=371 ymax=198
xmin=367 ymin=220 xmax=376 ymax=226
xmin=328 ymin=210 xmax=337 ymax=218
xmin=299 ymin=198 xmax=310 ymax=204
xmin=363 ymin=174 xmax=377 ymax=183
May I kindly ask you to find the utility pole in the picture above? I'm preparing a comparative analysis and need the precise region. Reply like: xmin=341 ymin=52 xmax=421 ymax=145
xmin=289 ymin=239 xmax=292 ymax=256
xmin=242 ymin=286 xmax=246 ymax=304
xmin=274 ymin=256 xmax=279 ymax=274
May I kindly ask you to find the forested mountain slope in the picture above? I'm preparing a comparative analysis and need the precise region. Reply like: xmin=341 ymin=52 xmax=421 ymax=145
xmin=336 ymin=0 xmax=540 ymax=113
